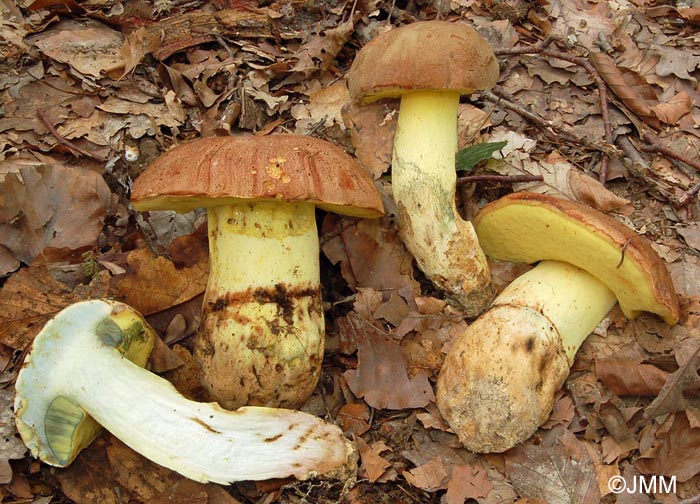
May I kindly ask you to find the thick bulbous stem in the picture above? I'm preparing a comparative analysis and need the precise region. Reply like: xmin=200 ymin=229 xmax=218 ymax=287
xmin=437 ymin=261 xmax=617 ymax=452
xmin=195 ymin=201 xmax=324 ymax=409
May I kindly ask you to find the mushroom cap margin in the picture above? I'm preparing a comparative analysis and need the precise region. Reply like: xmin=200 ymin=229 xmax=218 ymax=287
xmin=130 ymin=135 xmax=385 ymax=218
xmin=347 ymin=20 xmax=499 ymax=104
xmin=473 ymin=192 xmax=680 ymax=325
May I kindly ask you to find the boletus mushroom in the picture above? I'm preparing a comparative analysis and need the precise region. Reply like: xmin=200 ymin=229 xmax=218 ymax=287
xmin=436 ymin=192 xmax=680 ymax=453
xmin=346 ymin=20 xmax=500 ymax=316
xmin=14 ymin=300 xmax=356 ymax=483
xmin=130 ymin=135 xmax=384 ymax=410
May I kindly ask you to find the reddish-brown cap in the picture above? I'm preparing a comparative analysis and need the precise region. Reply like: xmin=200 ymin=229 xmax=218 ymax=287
xmin=347 ymin=21 xmax=499 ymax=104
xmin=131 ymin=135 xmax=385 ymax=218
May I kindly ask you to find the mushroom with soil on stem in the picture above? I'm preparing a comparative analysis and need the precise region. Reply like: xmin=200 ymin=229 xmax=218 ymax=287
xmin=346 ymin=20 xmax=500 ymax=317
xmin=14 ymin=299 xmax=357 ymax=484
xmin=130 ymin=134 xmax=384 ymax=410
xmin=436 ymin=192 xmax=680 ymax=453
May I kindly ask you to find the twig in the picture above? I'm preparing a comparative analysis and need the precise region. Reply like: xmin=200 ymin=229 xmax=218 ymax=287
xmin=680 ymin=180 xmax=700 ymax=206
xmin=640 ymin=131 xmax=700 ymax=173
xmin=37 ymin=110 xmax=105 ymax=162
xmin=484 ymin=88 xmax=617 ymax=157
xmin=494 ymin=39 xmax=614 ymax=182
xmin=456 ymin=174 xmax=544 ymax=186
xmin=640 ymin=130 xmax=700 ymax=206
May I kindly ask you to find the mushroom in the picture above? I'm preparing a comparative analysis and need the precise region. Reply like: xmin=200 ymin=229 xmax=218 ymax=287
xmin=130 ymin=135 xmax=384 ymax=410
xmin=14 ymin=300 xmax=357 ymax=484
xmin=346 ymin=20 xmax=500 ymax=316
xmin=436 ymin=192 xmax=680 ymax=453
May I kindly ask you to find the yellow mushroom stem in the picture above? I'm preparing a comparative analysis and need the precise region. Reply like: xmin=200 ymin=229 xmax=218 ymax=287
xmin=493 ymin=260 xmax=617 ymax=362
xmin=194 ymin=200 xmax=324 ymax=410
xmin=392 ymin=90 xmax=493 ymax=316
xmin=437 ymin=260 xmax=617 ymax=453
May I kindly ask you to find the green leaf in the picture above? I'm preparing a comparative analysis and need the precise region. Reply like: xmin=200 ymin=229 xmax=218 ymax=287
xmin=455 ymin=141 xmax=508 ymax=173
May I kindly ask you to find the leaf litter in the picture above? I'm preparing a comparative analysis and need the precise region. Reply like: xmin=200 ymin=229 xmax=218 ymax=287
xmin=1 ymin=0 xmax=700 ymax=503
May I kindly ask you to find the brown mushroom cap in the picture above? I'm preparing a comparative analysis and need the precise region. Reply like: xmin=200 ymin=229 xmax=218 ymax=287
xmin=346 ymin=20 xmax=499 ymax=104
xmin=473 ymin=192 xmax=680 ymax=324
xmin=130 ymin=135 xmax=385 ymax=218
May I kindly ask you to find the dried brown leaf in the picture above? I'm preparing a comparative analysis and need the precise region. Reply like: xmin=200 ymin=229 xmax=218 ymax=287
xmin=32 ymin=20 xmax=124 ymax=78
xmin=354 ymin=435 xmax=392 ymax=483
xmin=0 ymin=245 xmax=19 ymax=276
xmin=121 ymin=27 xmax=161 ymax=77
xmin=0 ymin=164 xmax=111 ymax=266
xmin=112 ymin=247 xmax=208 ymax=315
xmin=342 ymin=99 xmax=397 ymax=178
xmin=445 ymin=463 xmax=494 ymax=504
xmin=636 ymin=412 xmax=700 ymax=481
xmin=322 ymin=217 xmax=418 ymax=294
xmin=151 ymin=479 xmax=242 ymax=503
xmin=291 ymin=19 xmax=355 ymax=75
xmin=590 ymin=51 xmax=661 ymax=128
xmin=343 ymin=324 xmax=435 ymax=410
xmin=596 ymin=358 xmax=669 ymax=396
xmin=490 ymin=141 xmax=631 ymax=212
xmin=56 ymin=438 xmax=133 ymax=504
xmin=650 ymin=90 xmax=692 ymax=125
xmin=0 ymin=265 xmax=79 ymax=350
xmin=505 ymin=429 xmax=600 ymax=504
xmin=645 ymin=340 xmax=700 ymax=420
xmin=567 ymin=170 xmax=631 ymax=213
xmin=402 ymin=458 xmax=448 ymax=492
xmin=338 ymin=402 xmax=371 ymax=436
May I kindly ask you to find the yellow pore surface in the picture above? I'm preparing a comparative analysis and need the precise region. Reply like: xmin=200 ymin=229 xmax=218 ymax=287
xmin=473 ymin=199 xmax=679 ymax=324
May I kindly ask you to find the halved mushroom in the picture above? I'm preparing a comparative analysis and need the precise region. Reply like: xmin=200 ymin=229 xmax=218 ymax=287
xmin=130 ymin=134 xmax=384 ymax=409
xmin=436 ymin=192 xmax=680 ymax=453
xmin=346 ymin=20 xmax=500 ymax=316
xmin=14 ymin=300 xmax=356 ymax=484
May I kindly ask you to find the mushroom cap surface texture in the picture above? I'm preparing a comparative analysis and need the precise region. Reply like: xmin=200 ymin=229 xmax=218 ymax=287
xmin=347 ymin=20 xmax=499 ymax=103
xmin=130 ymin=134 xmax=384 ymax=217
xmin=473 ymin=192 xmax=680 ymax=324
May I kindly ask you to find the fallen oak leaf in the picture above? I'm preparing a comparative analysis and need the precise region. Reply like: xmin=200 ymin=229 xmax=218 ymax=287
xmin=595 ymin=357 xmax=669 ymax=396
xmin=338 ymin=403 xmax=371 ymax=436
xmin=112 ymin=246 xmax=208 ymax=316
xmin=505 ymin=428 xmax=600 ymax=504
xmin=343 ymin=321 xmax=435 ymax=410
xmin=636 ymin=412 xmax=700 ymax=482
xmin=0 ymin=265 xmax=80 ymax=351
xmin=402 ymin=458 xmax=448 ymax=493
xmin=445 ymin=463 xmax=494 ymax=504
xmin=645 ymin=340 xmax=700 ymax=420
xmin=0 ymin=164 xmax=111 ymax=267
xmin=354 ymin=435 xmax=392 ymax=483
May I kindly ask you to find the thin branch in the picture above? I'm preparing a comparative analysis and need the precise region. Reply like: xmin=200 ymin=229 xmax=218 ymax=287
xmin=640 ymin=131 xmax=700 ymax=174
xmin=38 ymin=109 xmax=105 ymax=162
xmin=456 ymin=174 xmax=544 ymax=186
xmin=639 ymin=130 xmax=700 ymax=206
xmin=494 ymin=40 xmax=615 ymax=182
xmin=484 ymin=88 xmax=617 ymax=157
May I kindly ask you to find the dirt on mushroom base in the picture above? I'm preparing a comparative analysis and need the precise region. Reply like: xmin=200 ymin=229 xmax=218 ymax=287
xmin=198 ymin=282 xmax=325 ymax=409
